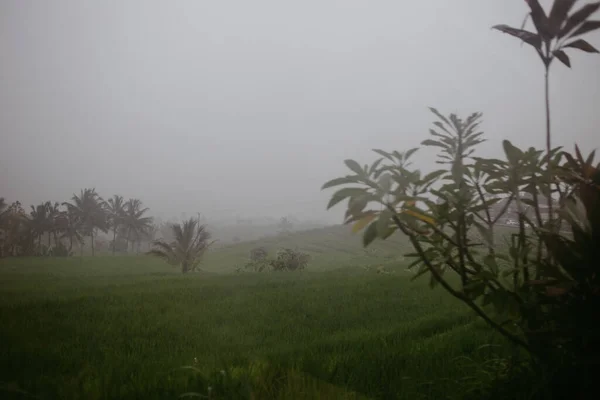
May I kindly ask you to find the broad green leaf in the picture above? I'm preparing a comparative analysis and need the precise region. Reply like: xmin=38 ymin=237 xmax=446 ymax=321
xmin=563 ymin=38 xmax=599 ymax=53
xmin=376 ymin=208 xmax=394 ymax=238
xmin=378 ymin=173 xmax=393 ymax=194
xmin=321 ymin=176 xmax=358 ymax=190
xmin=559 ymin=2 xmax=600 ymax=38
xmin=369 ymin=158 xmax=384 ymax=175
xmin=503 ymin=140 xmax=523 ymax=165
xmin=362 ymin=220 xmax=379 ymax=247
xmin=464 ymin=280 xmax=486 ymax=299
xmin=382 ymin=225 xmax=398 ymax=239
xmin=492 ymin=24 xmax=542 ymax=50
xmin=348 ymin=194 xmax=369 ymax=215
xmin=483 ymin=254 xmax=499 ymax=275
xmin=326 ymin=188 xmax=367 ymax=210
xmin=352 ymin=213 xmax=377 ymax=233
xmin=344 ymin=159 xmax=365 ymax=175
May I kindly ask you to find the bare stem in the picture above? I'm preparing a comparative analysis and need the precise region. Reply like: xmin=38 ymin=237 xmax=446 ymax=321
xmin=390 ymin=214 xmax=533 ymax=354
xmin=544 ymin=65 xmax=554 ymax=228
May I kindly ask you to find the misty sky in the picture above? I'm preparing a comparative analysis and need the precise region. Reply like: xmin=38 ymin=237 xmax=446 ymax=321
xmin=1 ymin=0 xmax=599 ymax=223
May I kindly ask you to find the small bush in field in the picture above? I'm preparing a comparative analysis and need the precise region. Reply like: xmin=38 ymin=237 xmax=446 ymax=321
xmin=270 ymin=248 xmax=310 ymax=271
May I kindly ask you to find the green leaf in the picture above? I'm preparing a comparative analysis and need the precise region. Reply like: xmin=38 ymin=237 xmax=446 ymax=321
xmin=404 ymin=148 xmax=419 ymax=160
xmin=570 ymin=20 xmax=600 ymax=37
xmin=422 ymin=139 xmax=446 ymax=148
xmin=474 ymin=222 xmax=493 ymax=247
xmin=492 ymin=24 xmax=542 ymax=50
xmin=483 ymin=254 xmax=499 ymax=275
xmin=368 ymin=158 xmax=384 ymax=175
xmin=344 ymin=159 xmax=365 ymax=175
xmin=321 ymin=176 xmax=358 ymax=190
xmin=420 ymin=170 xmax=446 ymax=184
xmin=378 ymin=173 xmax=393 ymax=194
xmin=503 ymin=140 xmax=523 ymax=165
xmin=326 ymin=188 xmax=367 ymax=210
xmin=464 ymin=280 xmax=486 ymax=299
xmin=429 ymin=107 xmax=451 ymax=126
xmin=559 ymin=2 xmax=600 ymax=38
xmin=411 ymin=264 xmax=430 ymax=281
xmin=348 ymin=194 xmax=370 ymax=215
xmin=362 ymin=220 xmax=379 ymax=247
xmin=563 ymin=38 xmax=599 ymax=53
xmin=376 ymin=208 xmax=394 ymax=238
xmin=372 ymin=149 xmax=394 ymax=161
xmin=553 ymin=49 xmax=571 ymax=67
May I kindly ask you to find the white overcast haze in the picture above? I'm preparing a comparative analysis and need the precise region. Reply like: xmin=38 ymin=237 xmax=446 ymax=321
xmin=1 ymin=0 xmax=599 ymax=224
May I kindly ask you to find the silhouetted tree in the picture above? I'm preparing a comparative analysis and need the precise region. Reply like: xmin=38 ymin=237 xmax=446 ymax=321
xmin=148 ymin=218 xmax=214 ymax=273
xmin=64 ymin=188 xmax=107 ymax=256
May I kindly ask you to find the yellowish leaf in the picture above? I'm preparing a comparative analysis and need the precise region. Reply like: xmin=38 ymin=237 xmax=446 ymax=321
xmin=352 ymin=213 xmax=377 ymax=233
xmin=401 ymin=209 xmax=436 ymax=225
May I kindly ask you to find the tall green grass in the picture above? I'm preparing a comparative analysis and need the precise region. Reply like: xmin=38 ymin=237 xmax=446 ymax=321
xmin=0 ymin=226 xmax=522 ymax=399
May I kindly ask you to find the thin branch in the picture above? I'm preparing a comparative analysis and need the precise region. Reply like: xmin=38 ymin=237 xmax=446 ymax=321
xmin=390 ymin=213 xmax=533 ymax=354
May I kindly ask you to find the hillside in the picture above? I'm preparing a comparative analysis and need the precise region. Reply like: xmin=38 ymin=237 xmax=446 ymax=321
xmin=203 ymin=224 xmax=414 ymax=273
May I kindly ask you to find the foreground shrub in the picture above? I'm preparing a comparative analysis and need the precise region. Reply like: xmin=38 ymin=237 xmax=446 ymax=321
xmin=323 ymin=2 xmax=599 ymax=396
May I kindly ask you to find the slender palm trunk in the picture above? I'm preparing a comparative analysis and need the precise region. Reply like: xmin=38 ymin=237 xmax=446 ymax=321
xmin=91 ymin=230 xmax=95 ymax=256
xmin=112 ymin=228 xmax=117 ymax=255
xmin=544 ymin=66 xmax=554 ymax=229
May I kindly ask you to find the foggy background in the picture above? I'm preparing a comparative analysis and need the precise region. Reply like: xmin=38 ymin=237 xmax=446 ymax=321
xmin=1 ymin=0 xmax=598 ymax=225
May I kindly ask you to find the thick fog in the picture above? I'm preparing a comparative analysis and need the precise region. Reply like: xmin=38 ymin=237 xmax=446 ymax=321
xmin=1 ymin=0 xmax=599 ymax=223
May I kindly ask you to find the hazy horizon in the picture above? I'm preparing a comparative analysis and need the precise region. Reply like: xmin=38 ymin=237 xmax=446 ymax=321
xmin=2 ymin=0 xmax=599 ymax=224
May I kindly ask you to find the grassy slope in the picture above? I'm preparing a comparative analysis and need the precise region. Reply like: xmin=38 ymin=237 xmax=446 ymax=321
xmin=0 ymin=226 xmax=515 ymax=400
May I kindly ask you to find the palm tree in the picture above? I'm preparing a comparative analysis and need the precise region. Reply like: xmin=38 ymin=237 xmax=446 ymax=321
xmin=60 ymin=207 xmax=83 ymax=254
xmin=64 ymin=188 xmax=107 ymax=256
xmin=105 ymin=195 xmax=126 ymax=255
xmin=0 ymin=198 xmax=8 ymax=257
xmin=0 ymin=198 xmax=7 ymax=220
xmin=147 ymin=217 xmax=214 ymax=273
xmin=1 ymin=201 xmax=30 ymax=256
xmin=29 ymin=202 xmax=50 ymax=253
xmin=47 ymin=202 xmax=62 ymax=248
xmin=123 ymin=198 xmax=153 ymax=253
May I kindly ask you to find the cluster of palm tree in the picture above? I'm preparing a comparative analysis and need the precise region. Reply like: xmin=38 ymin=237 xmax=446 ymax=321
xmin=0 ymin=189 xmax=155 ymax=257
